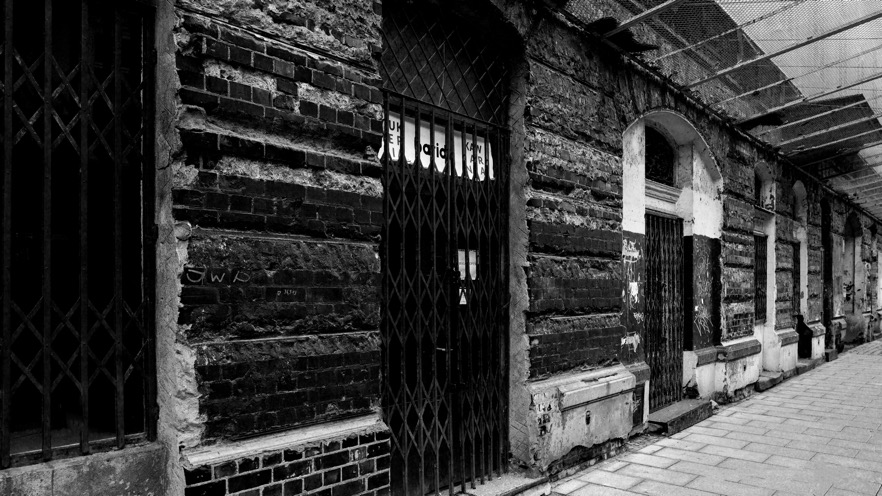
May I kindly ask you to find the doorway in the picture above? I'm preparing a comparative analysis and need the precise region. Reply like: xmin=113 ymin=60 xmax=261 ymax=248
xmin=644 ymin=213 xmax=685 ymax=411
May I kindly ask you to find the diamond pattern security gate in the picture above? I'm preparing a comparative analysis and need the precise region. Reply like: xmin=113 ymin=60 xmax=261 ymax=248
xmin=644 ymin=213 xmax=684 ymax=411
xmin=380 ymin=2 xmax=511 ymax=494
xmin=0 ymin=0 xmax=155 ymax=467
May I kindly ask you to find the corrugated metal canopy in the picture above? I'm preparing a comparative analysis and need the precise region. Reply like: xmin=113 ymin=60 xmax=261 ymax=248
xmin=563 ymin=0 xmax=882 ymax=217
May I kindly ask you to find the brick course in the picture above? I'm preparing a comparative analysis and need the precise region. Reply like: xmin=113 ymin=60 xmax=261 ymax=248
xmin=184 ymin=432 xmax=391 ymax=496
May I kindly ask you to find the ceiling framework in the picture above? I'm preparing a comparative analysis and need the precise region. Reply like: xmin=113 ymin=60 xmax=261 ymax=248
xmin=564 ymin=0 xmax=882 ymax=213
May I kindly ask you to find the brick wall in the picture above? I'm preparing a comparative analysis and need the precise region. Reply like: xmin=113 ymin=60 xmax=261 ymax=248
xmin=173 ymin=2 xmax=384 ymax=445
xmin=184 ymin=432 xmax=390 ymax=496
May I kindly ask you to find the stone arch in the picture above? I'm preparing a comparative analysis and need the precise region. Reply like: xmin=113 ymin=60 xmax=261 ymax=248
xmin=623 ymin=110 xmax=724 ymax=237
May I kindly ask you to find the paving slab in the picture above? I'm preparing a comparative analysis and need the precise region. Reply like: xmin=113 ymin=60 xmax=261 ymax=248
xmin=549 ymin=341 xmax=882 ymax=496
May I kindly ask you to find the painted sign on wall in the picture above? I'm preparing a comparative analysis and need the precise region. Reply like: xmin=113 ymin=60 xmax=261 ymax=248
xmin=379 ymin=112 xmax=494 ymax=181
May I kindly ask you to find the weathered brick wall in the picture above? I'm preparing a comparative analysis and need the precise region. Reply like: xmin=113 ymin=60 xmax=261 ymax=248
xmin=523 ymin=21 xmax=628 ymax=379
xmin=184 ymin=431 xmax=390 ymax=496
xmin=172 ymin=0 xmax=384 ymax=457
xmin=721 ymin=179 xmax=755 ymax=341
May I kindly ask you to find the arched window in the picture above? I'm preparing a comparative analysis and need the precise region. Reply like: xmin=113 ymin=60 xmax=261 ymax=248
xmin=645 ymin=126 xmax=675 ymax=186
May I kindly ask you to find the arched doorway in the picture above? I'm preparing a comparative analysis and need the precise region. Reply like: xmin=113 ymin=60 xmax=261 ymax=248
xmin=623 ymin=111 xmax=723 ymax=412
xmin=379 ymin=1 xmax=517 ymax=494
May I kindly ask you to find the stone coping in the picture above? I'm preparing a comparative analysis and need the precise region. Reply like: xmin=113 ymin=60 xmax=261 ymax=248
xmin=691 ymin=338 xmax=762 ymax=366
xmin=625 ymin=361 xmax=650 ymax=384
xmin=182 ymin=413 xmax=385 ymax=468
xmin=694 ymin=347 xmax=717 ymax=367
xmin=777 ymin=328 xmax=799 ymax=346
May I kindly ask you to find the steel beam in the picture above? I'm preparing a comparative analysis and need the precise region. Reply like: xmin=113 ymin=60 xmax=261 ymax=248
xmin=831 ymin=174 xmax=882 ymax=191
xmin=754 ymin=96 xmax=882 ymax=138
xmin=604 ymin=0 xmax=692 ymax=37
xmin=776 ymin=112 xmax=882 ymax=147
xmin=686 ymin=10 xmax=882 ymax=89
xmin=798 ymin=137 xmax=882 ymax=167
xmin=651 ymin=0 xmax=805 ymax=64
xmin=737 ymin=70 xmax=882 ymax=126
xmin=716 ymin=42 xmax=882 ymax=106
xmin=787 ymin=128 xmax=882 ymax=156
xmin=823 ymin=165 xmax=882 ymax=181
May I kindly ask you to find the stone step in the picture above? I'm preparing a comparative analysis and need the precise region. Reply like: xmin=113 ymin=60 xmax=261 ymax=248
xmin=647 ymin=399 xmax=712 ymax=435
xmin=796 ymin=358 xmax=822 ymax=375
xmin=755 ymin=370 xmax=783 ymax=392
xmin=825 ymin=348 xmax=838 ymax=362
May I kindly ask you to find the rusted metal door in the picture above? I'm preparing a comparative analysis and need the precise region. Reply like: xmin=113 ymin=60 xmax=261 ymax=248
xmin=644 ymin=213 xmax=684 ymax=411
xmin=379 ymin=2 xmax=511 ymax=494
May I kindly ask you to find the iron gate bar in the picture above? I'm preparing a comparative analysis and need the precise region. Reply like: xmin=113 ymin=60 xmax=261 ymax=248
xmin=1 ymin=0 xmax=12 ymax=470
xmin=42 ymin=0 xmax=54 ymax=460
xmin=79 ymin=0 xmax=91 ymax=455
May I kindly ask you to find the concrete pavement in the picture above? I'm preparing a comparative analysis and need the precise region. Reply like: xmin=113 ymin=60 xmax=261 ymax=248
xmin=551 ymin=341 xmax=882 ymax=496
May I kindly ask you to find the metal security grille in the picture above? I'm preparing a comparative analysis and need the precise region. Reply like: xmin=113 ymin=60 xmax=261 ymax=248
xmin=644 ymin=213 xmax=684 ymax=412
xmin=380 ymin=2 xmax=511 ymax=494
xmin=0 ymin=0 xmax=155 ymax=467
xmin=792 ymin=243 xmax=801 ymax=316
xmin=755 ymin=235 xmax=768 ymax=323
xmin=379 ymin=0 xmax=510 ymax=127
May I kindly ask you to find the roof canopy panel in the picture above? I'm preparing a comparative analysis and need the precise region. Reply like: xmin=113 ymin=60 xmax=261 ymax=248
xmin=564 ymin=0 xmax=882 ymax=206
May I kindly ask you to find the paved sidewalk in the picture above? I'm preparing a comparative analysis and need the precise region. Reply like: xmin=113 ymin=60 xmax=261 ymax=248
xmin=552 ymin=341 xmax=882 ymax=496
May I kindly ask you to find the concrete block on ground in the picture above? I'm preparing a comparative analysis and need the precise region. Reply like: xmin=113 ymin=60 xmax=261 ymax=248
xmin=755 ymin=370 xmax=783 ymax=392
xmin=648 ymin=399 xmax=712 ymax=435
xmin=825 ymin=348 xmax=838 ymax=362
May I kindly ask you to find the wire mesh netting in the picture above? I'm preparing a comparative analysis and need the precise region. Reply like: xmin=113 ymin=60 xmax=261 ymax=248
xmin=563 ymin=0 xmax=882 ymax=217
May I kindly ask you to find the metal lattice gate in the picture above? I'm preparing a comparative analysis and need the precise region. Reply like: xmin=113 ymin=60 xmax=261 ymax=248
xmin=379 ymin=2 xmax=511 ymax=494
xmin=0 ymin=0 xmax=155 ymax=467
xmin=644 ymin=213 xmax=684 ymax=411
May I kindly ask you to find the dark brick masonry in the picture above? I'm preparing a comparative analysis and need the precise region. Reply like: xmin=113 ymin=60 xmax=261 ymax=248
xmin=184 ymin=432 xmax=391 ymax=496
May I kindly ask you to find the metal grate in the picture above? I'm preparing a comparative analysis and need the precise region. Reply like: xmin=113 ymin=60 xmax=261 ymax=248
xmin=792 ymin=242 xmax=801 ymax=316
xmin=755 ymin=235 xmax=768 ymax=323
xmin=644 ymin=213 xmax=684 ymax=412
xmin=379 ymin=0 xmax=511 ymax=127
xmin=380 ymin=3 xmax=511 ymax=494
xmin=0 ymin=0 xmax=155 ymax=468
